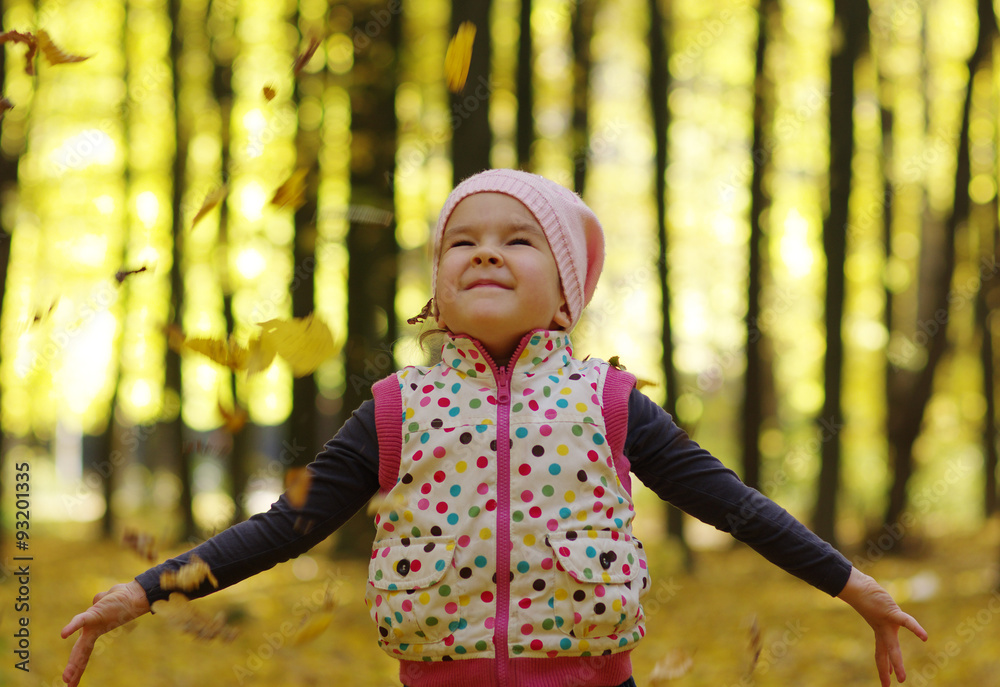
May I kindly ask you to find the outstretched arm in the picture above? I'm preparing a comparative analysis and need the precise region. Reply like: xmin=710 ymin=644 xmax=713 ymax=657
xmin=61 ymin=581 xmax=150 ymax=687
xmin=837 ymin=566 xmax=928 ymax=686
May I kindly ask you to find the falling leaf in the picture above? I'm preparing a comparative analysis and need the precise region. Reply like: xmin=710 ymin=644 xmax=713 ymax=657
xmin=649 ymin=648 xmax=695 ymax=684
xmin=245 ymin=335 xmax=278 ymax=376
xmin=293 ymin=35 xmax=322 ymax=76
xmin=257 ymin=314 xmax=337 ymax=376
xmin=121 ymin=527 xmax=158 ymax=561
xmin=262 ymin=83 xmax=277 ymax=101
xmin=35 ymin=29 xmax=90 ymax=66
xmin=191 ymin=184 xmax=228 ymax=229
xmin=150 ymin=592 xmax=239 ymax=642
xmin=284 ymin=467 xmax=312 ymax=509
xmin=165 ymin=323 xmax=187 ymax=354
xmin=160 ymin=554 xmax=219 ymax=592
xmin=445 ymin=21 xmax=476 ymax=92
xmin=0 ymin=30 xmax=39 ymax=75
xmin=290 ymin=583 xmax=336 ymax=645
xmin=29 ymin=300 xmax=59 ymax=326
xmin=115 ymin=265 xmax=149 ymax=284
xmin=218 ymin=401 xmax=248 ymax=434
xmin=182 ymin=335 xmax=249 ymax=371
xmin=745 ymin=615 xmax=763 ymax=678
xmin=0 ymin=96 xmax=13 ymax=120
xmin=271 ymin=168 xmax=309 ymax=211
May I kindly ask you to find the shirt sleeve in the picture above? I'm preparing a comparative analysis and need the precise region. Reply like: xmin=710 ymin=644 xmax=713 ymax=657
xmin=624 ymin=388 xmax=852 ymax=597
xmin=135 ymin=400 xmax=381 ymax=605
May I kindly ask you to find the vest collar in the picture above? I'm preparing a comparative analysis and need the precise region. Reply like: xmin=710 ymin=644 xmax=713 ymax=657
xmin=440 ymin=329 xmax=574 ymax=384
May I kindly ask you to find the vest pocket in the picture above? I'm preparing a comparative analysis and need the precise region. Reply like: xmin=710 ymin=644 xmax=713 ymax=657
xmin=546 ymin=530 xmax=645 ymax=639
xmin=367 ymin=536 xmax=460 ymax=644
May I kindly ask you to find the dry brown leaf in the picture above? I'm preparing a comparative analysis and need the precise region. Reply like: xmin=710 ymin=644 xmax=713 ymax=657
xmin=0 ymin=30 xmax=39 ymax=75
xmin=218 ymin=401 xmax=248 ymax=434
xmin=160 ymin=554 xmax=219 ymax=592
xmin=293 ymin=35 xmax=321 ymax=76
xmin=745 ymin=614 xmax=763 ymax=677
xmin=445 ymin=21 xmax=476 ymax=92
xmin=35 ymin=29 xmax=90 ymax=66
xmin=0 ymin=96 xmax=13 ymax=120
xmin=284 ymin=467 xmax=312 ymax=509
xmin=121 ymin=527 xmax=158 ymax=561
xmin=165 ymin=323 xmax=187 ymax=354
xmin=271 ymin=168 xmax=309 ymax=210
xmin=191 ymin=184 xmax=228 ymax=229
xmin=115 ymin=265 xmax=149 ymax=285
xmin=649 ymin=647 xmax=695 ymax=684
xmin=262 ymin=83 xmax=277 ymax=101
xmin=150 ymin=592 xmax=239 ymax=642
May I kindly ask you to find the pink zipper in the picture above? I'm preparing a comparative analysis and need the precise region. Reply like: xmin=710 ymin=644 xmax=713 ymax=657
xmin=469 ymin=333 xmax=535 ymax=687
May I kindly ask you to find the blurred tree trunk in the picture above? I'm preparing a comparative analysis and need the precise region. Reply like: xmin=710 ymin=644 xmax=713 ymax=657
xmin=570 ymin=0 xmax=596 ymax=194
xmin=451 ymin=0 xmax=491 ymax=183
xmin=884 ymin=0 xmax=994 ymax=532
xmin=516 ymin=0 xmax=533 ymax=170
xmin=977 ymin=219 xmax=998 ymax=516
xmin=814 ymin=0 xmax=869 ymax=547
xmin=333 ymin=0 xmax=400 ymax=559
xmin=742 ymin=0 xmax=777 ymax=494
xmin=0 ymin=35 xmax=17 ymax=552
xmin=288 ymin=14 xmax=324 ymax=465
xmin=649 ymin=0 xmax=689 ymax=567
xmin=165 ymin=0 xmax=196 ymax=540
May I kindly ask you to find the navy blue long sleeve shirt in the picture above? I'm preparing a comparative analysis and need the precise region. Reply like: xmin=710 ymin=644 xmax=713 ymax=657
xmin=135 ymin=390 xmax=852 ymax=602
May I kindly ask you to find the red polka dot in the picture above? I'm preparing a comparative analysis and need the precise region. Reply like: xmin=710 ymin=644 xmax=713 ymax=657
xmin=436 ymin=502 xmax=448 ymax=513
xmin=540 ymin=425 xmax=552 ymax=436
xmin=521 ymin=623 xmax=534 ymax=635
xmin=528 ymin=400 xmax=539 ymax=411
xmin=559 ymin=547 xmax=570 ymax=557
xmin=420 ymin=482 xmax=432 ymax=494
xmin=622 ymin=564 xmax=631 ymax=575
xmin=477 ymin=456 xmax=489 ymax=468
xmin=518 ymin=464 xmax=531 ymax=476
xmin=593 ymin=502 xmax=603 ymax=513
xmin=530 ymin=639 xmax=543 ymax=650
xmin=445 ymin=602 xmax=458 ymax=613
xmin=518 ymin=598 xmax=531 ymax=609
xmin=588 ymin=450 xmax=599 ymax=462
xmin=411 ymin=560 xmax=422 ymax=572
xmin=383 ymin=523 xmax=395 ymax=532
xmin=521 ymin=490 xmax=534 ymax=502
xmin=546 ymin=519 xmax=559 ymax=531
xmin=434 ymin=446 xmax=446 ymax=458
xmin=475 ymin=362 xmax=486 ymax=372
xmin=481 ymin=591 xmax=494 ymax=603
xmin=434 ymin=471 xmax=446 ymax=482
xmin=478 ymin=482 xmax=489 ymax=495
xmin=422 ymin=385 xmax=435 ymax=393
xmin=417 ymin=498 xmax=429 ymax=510
xmin=529 ymin=506 xmax=542 ymax=518
xmin=594 ymin=486 xmax=605 ymax=498
xmin=438 ymin=397 xmax=451 ymax=407
xmin=485 ymin=616 xmax=495 ymax=629
xmin=413 ymin=450 xmax=423 ymax=461
xmin=541 ymin=557 xmax=553 ymax=570
xmin=594 ymin=585 xmax=605 ymax=597
xmin=486 ymin=499 xmax=497 ymax=511
xmin=458 ymin=534 xmax=471 ymax=547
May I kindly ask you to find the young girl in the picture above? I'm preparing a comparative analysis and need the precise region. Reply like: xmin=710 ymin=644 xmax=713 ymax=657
xmin=63 ymin=169 xmax=926 ymax=687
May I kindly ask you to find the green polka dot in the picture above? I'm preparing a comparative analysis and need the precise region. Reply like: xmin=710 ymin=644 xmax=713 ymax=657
xmin=438 ymin=585 xmax=451 ymax=596
xmin=512 ymin=402 xmax=523 ymax=412
xmin=572 ymin=425 xmax=583 ymax=436
xmin=469 ymin=398 xmax=481 ymax=409
xmin=512 ymin=510 xmax=524 ymax=522
xmin=426 ymin=616 xmax=438 ymax=626
xmin=542 ymin=485 xmax=554 ymax=497
xmin=468 ymin=505 xmax=481 ymax=517
xmin=475 ymin=640 xmax=489 ymax=651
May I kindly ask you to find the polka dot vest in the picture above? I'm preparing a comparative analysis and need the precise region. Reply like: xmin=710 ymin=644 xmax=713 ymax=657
xmin=366 ymin=330 xmax=650 ymax=666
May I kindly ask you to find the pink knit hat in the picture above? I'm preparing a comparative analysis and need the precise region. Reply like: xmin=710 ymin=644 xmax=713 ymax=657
xmin=430 ymin=169 xmax=605 ymax=330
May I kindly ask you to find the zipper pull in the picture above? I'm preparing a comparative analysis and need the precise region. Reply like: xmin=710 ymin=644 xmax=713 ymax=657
xmin=496 ymin=369 xmax=510 ymax=405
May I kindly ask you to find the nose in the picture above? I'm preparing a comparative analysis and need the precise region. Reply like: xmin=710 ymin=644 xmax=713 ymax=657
xmin=471 ymin=246 xmax=503 ymax=266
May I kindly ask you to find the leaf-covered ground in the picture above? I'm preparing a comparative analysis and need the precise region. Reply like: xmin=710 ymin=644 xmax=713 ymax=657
xmin=3 ymin=520 xmax=998 ymax=687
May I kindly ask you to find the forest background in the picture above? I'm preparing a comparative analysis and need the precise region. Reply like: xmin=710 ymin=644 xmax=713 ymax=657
xmin=0 ymin=0 xmax=999 ymax=684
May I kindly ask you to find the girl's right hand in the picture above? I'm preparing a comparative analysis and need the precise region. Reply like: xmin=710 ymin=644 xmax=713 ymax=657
xmin=61 ymin=580 xmax=150 ymax=687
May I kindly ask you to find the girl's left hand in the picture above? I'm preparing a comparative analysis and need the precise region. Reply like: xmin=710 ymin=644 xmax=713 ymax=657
xmin=837 ymin=566 xmax=928 ymax=685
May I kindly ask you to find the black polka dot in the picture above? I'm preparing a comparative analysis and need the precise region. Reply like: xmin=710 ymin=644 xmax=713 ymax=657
xmin=532 ymin=579 xmax=546 ymax=591
xmin=424 ymin=542 xmax=436 ymax=552
xmin=401 ymin=473 xmax=414 ymax=484
xmin=490 ymin=440 xmax=497 ymax=451
xmin=573 ymin=590 xmax=586 ymax=602
xmin=431 ymin=526 xmax=442 ymax=536
xmin=431 ymin=418 xmax=444 ymax=428
xmin=400 ymin=537 xmax=410 ymax=546
xmin=566 ymin=531 xmax=578 ymax=540
xmin=460 ymin=432 xmax=472 ymax=444
xmin=460 ymin=567 xmax=473 ymax=578
xmin=569 ymin=373 xmax=582 ymax=380
xmin=531 ymin=445 xmax=544 ymax=457
xmin=594 ymin=602 xmax=606 ymax=614
xmin=577 ymin=470 xmax=588 ymax=481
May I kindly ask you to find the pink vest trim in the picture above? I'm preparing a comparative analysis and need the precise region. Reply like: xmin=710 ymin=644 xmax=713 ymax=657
xmin=372 ymin=373 xmax=403 ymax=492
xmin=603 ymin=367 xmax=637 ymax=495
xmin=398 ymin=651 xmax=633 ymax=687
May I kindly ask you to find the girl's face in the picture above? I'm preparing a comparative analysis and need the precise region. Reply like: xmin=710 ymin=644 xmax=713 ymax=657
xmin=435 ymin=192 xmax=571 ymax=364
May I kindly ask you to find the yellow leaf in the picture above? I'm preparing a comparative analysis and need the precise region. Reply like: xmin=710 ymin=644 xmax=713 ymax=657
xmin=183 ymin=336 xmax=247 ymax=371
xmin=293 ymin=35 xmax=321 ymax=76
xmin=35 ymin=29 xmax=90 ymax=66
xmin=271 ymin=168 xmax=309 ymax=211
xmin=121 ymin=527 xmax=158 ymax=561
xmin=159 ymin=554 xmax=219 ymax=592
xmin=445 ymin=21 xmax=476 ymax=93
xmin=245 ymin=334 xmax=278 ymax=375
xmin=257 ymin=314 xmax=337 ymax=376
xmin=218 ymin=401 xmax=248 ymax=434
xmin=291 ymin=583 xmax=336 ymax=646
xmin=191 ymin=184 xmax=228 ymax=229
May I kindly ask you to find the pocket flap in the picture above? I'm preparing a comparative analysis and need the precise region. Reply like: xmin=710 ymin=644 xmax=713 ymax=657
xmin=369 ymin=536 xmax=456 ymax=591
xmin=547 ymin=531 xmax=640 ymax=585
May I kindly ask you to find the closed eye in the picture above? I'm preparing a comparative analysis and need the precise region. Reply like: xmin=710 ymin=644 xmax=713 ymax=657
xmin=508 ymin=237 xmax=533 ymax=246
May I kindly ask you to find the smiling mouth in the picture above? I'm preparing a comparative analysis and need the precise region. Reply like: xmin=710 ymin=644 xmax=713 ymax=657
xmin=466 ymin=281 xmax=510 ymax=289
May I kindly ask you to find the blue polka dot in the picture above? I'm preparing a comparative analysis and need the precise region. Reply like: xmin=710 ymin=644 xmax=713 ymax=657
xmin=517 ymin=561 xmax=530 ymax=573
xmin=474 ymin=555 xmax=488 ymax=568
xmin=548 ymin=463 xmax=561 ymax=475
xmin=592 ymin=434 xmax=606 ymax=445
xmin=476 ymin=424 xmax=489 ymax=433
xmin=559 ymin=507 xmax=571 ymax=518
xmin=435 ymin=559 xmax=446 ymax=571
xmin=420 ymin=432 xmax=430 ymax=444
xmin=586 ymin=546 xmax=596 ymax=558
xmin=515 ymin=427 xmax=528 ymax=438
xmin=556 ymin=399 xmax=568 ymax=408
xmin=449 ymin=407 xmax=461 ymax=417
xmin=451 ymin=383 xmax=461 ymax=393
xmin=560 ymin=638 xmax=572 ymax=650
xmin=450 ymin=484 xmax=462 ymax=497
xmin=447 ymin=513 xmax=459 ymax=525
